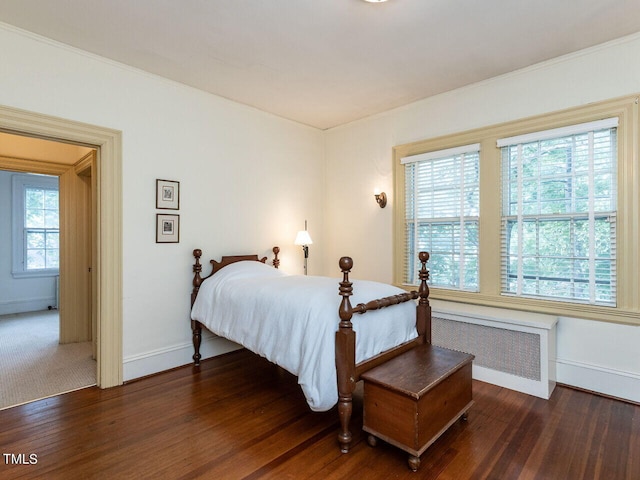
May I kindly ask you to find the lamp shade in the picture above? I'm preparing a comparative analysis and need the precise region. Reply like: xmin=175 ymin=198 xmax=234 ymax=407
xmin=294 ymin=230 xmax=313 ymax=246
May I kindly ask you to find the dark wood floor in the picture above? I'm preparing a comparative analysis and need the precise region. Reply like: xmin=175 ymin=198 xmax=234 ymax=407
xmin=1 ymin=349 xmax=638 ymax=479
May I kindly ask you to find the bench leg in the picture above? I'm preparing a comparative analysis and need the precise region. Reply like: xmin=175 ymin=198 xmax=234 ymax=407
xmin=408 ymin=455 xmax=420 ymax=472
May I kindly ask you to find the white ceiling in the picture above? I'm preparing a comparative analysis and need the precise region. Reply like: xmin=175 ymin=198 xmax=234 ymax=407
xmin=1 ymin=0 xmax=640 ymax=130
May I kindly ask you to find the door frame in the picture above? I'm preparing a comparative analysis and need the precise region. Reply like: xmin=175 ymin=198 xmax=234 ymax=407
xmin=0 ymin=104 xmax=123 ymax=388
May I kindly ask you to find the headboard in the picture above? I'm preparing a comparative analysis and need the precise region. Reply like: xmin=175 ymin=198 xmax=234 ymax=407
xmin=191 ymin=246 xmax=280 ymax=307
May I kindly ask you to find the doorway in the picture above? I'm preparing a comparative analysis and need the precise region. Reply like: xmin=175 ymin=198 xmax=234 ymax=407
xmin=0 ymin=137 xmax=97 ymax=408
xmin=0 ymin=104 xmax=123 ymax=390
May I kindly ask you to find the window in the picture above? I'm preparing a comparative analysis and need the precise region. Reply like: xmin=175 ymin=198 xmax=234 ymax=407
xmin=393 ymin=95 xmax=639 ymax=324
xmin=499 ymin=119 xmax=617 ymax=306
xmin=12 ymin=174 xmax=60 ymax=278
xmin=402 ymin=144 xmax=480 ymax=291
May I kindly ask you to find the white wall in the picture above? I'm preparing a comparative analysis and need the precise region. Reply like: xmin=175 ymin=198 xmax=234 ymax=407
xmin=324 ymin=34 xmax=640 ymax=402
xmin=2 ymin=21 xmax=638 ymax=402
xmin=0 ymin=23 xmax=325 ymax=380
xmin=0 ymin=170 xmax=57 ymax=314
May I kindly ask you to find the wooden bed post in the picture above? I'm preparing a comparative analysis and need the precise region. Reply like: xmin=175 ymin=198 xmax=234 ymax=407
xmin=336 ymin=256 xmax=357 ymax=454
xmin=272 ymin=246 xmax=280 ymax=269
xmin=416 ymin=251 xmax=431 ymax=343
xmin=191 ymin=249 xmax=204 ymax=366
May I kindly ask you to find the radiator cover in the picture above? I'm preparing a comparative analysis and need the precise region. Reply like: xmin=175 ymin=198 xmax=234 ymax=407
xmin=433 ymin=316 xmax=541 ymax=381
xmin=430 ymin=300 xmax=557 ymax=399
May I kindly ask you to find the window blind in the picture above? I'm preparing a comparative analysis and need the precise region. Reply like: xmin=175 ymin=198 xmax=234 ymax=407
xmin=500 ymin=120 xmax=617 ymax=305
xmin=403 ymin=144 xmax=480 ymax=290
xmin=497 ymin=118 xmax=618 ymax=148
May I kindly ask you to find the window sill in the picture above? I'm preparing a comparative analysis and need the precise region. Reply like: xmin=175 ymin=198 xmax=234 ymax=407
xmin=12 ymin=269 xmax=59 ymax=279
xmin=396 ymin=285 xmax=640 ymax=326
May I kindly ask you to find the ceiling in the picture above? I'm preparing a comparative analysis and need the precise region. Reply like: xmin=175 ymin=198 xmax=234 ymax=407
xmin=0 ymin=132 xmax=93 ymax=165
xmin=1 ymin=0 xmax=640 ymax=130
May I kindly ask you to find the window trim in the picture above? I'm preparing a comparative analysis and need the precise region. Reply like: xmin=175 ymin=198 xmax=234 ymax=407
xmin=393 ymin=94 xmax=640 ymax=325
xmin=11 ymin=173 xmax=60 ymax=278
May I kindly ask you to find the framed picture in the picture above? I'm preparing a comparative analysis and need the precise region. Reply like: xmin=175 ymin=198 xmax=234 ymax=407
xmin=156 ymin=214 xmax=180 ymax=243
xmin=156 ymin=179 xmax=180 ymax=210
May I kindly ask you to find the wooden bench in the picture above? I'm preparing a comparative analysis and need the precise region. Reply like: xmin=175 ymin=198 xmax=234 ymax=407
xmin=361 ymin=343 xmax=474 ymax=471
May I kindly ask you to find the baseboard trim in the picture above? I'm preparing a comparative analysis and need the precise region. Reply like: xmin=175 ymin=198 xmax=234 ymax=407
xmin=0 ymin=297 xmax=56 ymax=316
xmin=121 ymin=336 xmax=639 ymax=404
xmin=123 ymin=334 xmax=241 ymax=381
xmin=556 ymin=358 xmax=640 ymax=404
xmin=557 ymin=383 xmax=640 ymax=406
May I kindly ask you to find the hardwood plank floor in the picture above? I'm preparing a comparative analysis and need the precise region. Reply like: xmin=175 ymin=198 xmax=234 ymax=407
xmin=1 ymin=349 xmax=638 ymax=479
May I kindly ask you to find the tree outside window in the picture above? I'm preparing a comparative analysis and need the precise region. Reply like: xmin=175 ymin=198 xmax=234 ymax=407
xmin=499 ymin=121 xmax=617 ymax=306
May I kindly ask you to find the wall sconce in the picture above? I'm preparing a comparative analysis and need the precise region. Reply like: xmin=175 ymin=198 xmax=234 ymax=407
xmin=374 ymin=188 xmax=387 ymax=208
xmin=294 ymin=220 xmax=313 ymax=275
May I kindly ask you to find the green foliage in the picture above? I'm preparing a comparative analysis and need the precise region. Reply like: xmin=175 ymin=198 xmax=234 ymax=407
xmin=502 ymin=127 xmax=616 ymax=304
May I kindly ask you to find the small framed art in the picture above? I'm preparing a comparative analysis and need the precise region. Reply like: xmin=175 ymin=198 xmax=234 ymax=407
xmin=156 ymin=179 xmax=180 ymax=210
xmin=156 ymin=214 xmax=180 ymax=243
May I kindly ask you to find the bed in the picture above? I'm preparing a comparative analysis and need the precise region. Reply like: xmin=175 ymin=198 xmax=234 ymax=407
xmin=190 ymin=246 xmax=431 ymax=453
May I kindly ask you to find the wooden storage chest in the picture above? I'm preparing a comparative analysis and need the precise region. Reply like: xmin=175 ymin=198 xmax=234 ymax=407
xmin=361 ymin=343 xmax=474 ymax=471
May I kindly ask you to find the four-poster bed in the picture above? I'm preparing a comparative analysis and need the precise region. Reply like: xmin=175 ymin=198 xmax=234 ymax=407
xmin=190 ymin=246 xmax=432 ymax=454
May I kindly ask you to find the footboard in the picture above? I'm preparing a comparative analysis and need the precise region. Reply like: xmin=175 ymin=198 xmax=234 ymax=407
xmin=336 ymin=252 xmax=430 ymax=453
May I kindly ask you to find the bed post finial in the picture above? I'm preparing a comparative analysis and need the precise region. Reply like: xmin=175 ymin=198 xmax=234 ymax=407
xmin=192 ymin=249 xmax=204 ymax=301
xmin=337 ymin=256 xmax=356 ymax=453
xmin=418 ymin=251 xmax=430 ymax=297
xmin=272 ymin=246 xmax=280 ymax=269
xmin=338 ymin=257 xmax=355 ymax=326
xmin=417 ymin=251 xmax=431 ymax=343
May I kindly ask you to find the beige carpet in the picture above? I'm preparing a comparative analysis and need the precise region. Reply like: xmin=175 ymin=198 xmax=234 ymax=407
xmin=0 ymin=310 xmax=96 ymax=410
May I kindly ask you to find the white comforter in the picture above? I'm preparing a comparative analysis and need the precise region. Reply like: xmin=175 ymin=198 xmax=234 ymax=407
xmin=190 ymin=261 xmax=418 ymax=411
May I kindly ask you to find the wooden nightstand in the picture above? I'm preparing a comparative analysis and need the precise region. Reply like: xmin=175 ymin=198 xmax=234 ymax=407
xmin=361 ymin=343 xmax=474 ymax=471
